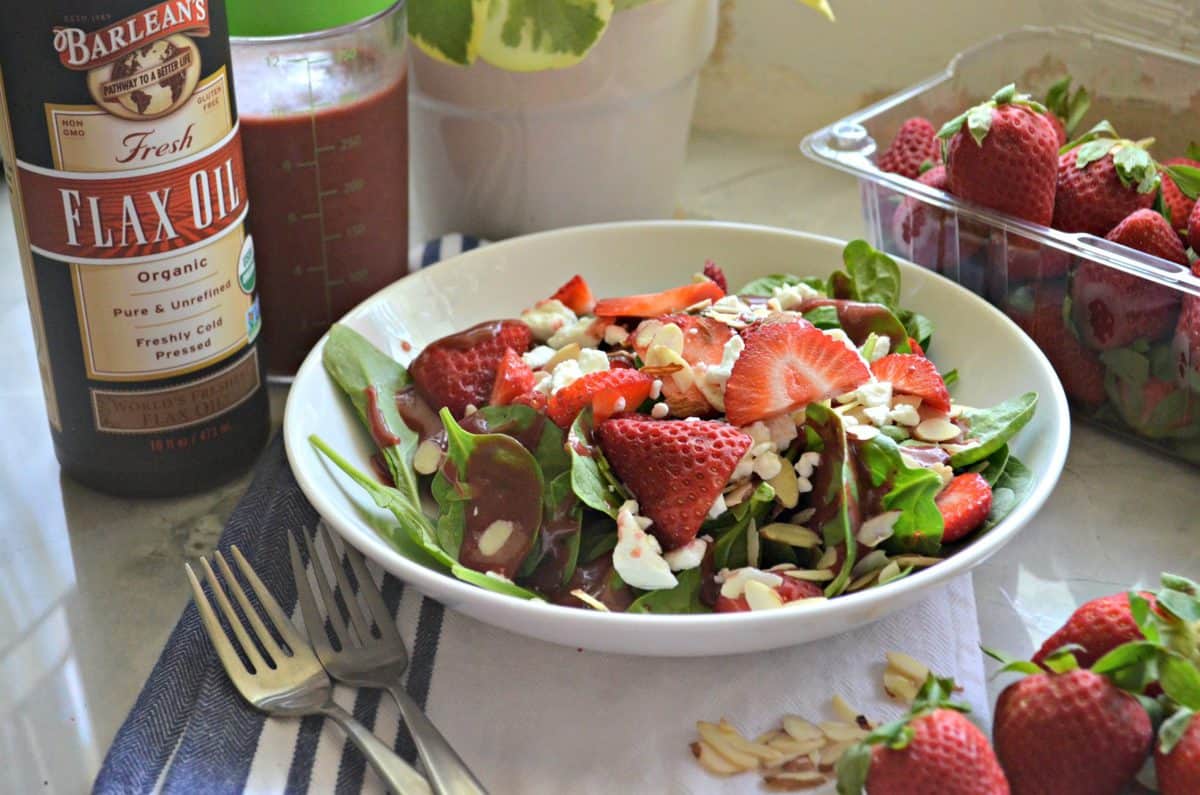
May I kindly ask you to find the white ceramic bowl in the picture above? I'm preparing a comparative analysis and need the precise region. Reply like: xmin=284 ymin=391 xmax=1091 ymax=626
xmin=284 ymin=221 xmax=1070 ymax=656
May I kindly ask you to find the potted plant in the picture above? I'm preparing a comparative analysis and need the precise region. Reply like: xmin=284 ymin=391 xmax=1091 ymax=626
xmin=408 ymin=0 xmax=834 ymax=240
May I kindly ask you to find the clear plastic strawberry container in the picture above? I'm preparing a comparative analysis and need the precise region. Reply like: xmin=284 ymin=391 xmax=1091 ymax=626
xmin=801 ymin=23 xmax=1200 ymax=467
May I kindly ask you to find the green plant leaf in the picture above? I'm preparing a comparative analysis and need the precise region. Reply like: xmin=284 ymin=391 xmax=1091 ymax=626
xmin=1060 ymin=119 xmax=1119 ymax=155
xmin=805 ymin=404 xmax=860 ymax=595
xmin=408 ymin=0 xmax=484 ymax=65
xmin=1092 ymin=640 xmax=1159 ymax=675
xmin=857 ymin=434 xmax=944 ymax=554
xmin=803 ymin=304 xmax=841 ymax=329
xmin=1066 ymin=85 xmax=1091 ymax=135
xmin=1101 ymin=347 xmax=1151 ymax=388
xmin=1161 ymin=653 xmax=1200 ymax=710
xmin=897 ymin=309 xmax=934 ymax=350
xmin=1166 ymin=164 xmax=1200 ymax=201
xmin=1129 ymin=591 xmax=1162 ymax=643
xmin=1160 ymin=589 xmax=1200 ymax=623
xmin=1159 ymin=707 xmax=1196 ymax=755
xmin=1111 ymin=145 xmax=1160 ymax=194
xmin=978 ymin=455 xmax=1033 ymax=534
xmin=475 ymin=403 xmax=571 ymax=479
xmin=982 ymin=645 xmax=1042 ymax=675
xmin=1075 ymin=138 xmax=1117 ymax=170
xmin=1042 ymin=646 xmax=1082 ymax=674
xmin=712 ymin=483 xmax=775 ymax=570
xmin=966 ymin=103 xmax=994 ymax=146
xmin=950 ymin=392 xmax=1039 ymax=467
xmin=842 ymin=240 xmax=902 ymax=309
xmin=972 ymin=444 xmax=1010 ymax=486
xmin=626 ymin=567 xmax=708 ymax=614
xmin=1163 ymin=573 xmax=1200 ymax=596
xmin=478 ymin=0 xmax=615 ymax=72
xmin=735 ymin=273 xmax=826 ymax=298
xmin=835 ymin=742 xmax=872 ymax=795
xmin=567 ymin=408 xmax=624 ymax=517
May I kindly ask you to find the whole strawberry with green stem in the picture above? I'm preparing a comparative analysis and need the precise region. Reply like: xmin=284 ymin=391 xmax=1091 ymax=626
xmin=836 ymin=675 xmax=1009 ymax=795
xmin=1052 ymin=121 xmax=1161 ymax=235
xmin=990 ymin=647 xmax=1152 ymax=795
xmin=937 ymin=83 xmax=1060 ymax=227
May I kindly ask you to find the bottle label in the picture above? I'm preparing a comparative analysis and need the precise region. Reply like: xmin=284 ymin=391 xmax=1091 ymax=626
xmin=9 ymin=7 xmax=261 ymax=399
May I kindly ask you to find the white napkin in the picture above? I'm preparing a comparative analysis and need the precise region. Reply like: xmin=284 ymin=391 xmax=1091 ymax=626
xmin=240 ymin=570 xmax=986 ymax=795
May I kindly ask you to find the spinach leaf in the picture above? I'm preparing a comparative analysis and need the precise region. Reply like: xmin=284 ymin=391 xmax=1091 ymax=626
xmin=803 ymin=299 xmax=910 ymax=351
xmin=321 ymin=324 xmax=421 ymax=503
xmin=736 ymin=273 xmax=827 ymax=298
xmin=978 ymin=455 xmax=1034 ymax=534
xmin=951 ymin=392 xmax=1038 ymax=468
xmin=578 ymin=523 xmax=618 ymax=563
xmin=519 ymin=470 xmax=582 ymax=585
xmin=898 ymin=308 xmax=935 ymax=350
xmin=475 ymin=404 xmax=570 ymax=480
xmin=804 ymin=404 xmax=861 ymax=596
xmin=857 ymin=434 xmax=944 ymax=554
xmin=626 ymin=568 xmax=708 ymax=614
xmin=712 ymin=482 xmax=775 ymax=570
xmin=838 ymin=239 xmax=903 ymax=309
xmin=942 ymin=368 xmax=959 ymax=388
xmin=972 ymin=444 xmax=1010 ymax=486
xmin=310 ymin=434 xmax=542 ymax=599
xmin=567 ymin=408 xmax=626 ymax=517
xmin=803 ymin=304 xmax=841 ymax=329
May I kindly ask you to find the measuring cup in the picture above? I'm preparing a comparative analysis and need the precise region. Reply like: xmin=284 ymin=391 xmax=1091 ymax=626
xmin=230 ymin=1 xmax=408 ymax=378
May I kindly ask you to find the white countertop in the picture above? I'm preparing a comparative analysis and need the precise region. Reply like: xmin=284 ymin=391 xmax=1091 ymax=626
xmin=3 ymin=132 xmax=1199 ymax=794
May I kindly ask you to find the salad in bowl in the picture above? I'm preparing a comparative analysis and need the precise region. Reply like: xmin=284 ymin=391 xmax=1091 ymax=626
xmin=311 ymin=241 xmax=1037 ymax=616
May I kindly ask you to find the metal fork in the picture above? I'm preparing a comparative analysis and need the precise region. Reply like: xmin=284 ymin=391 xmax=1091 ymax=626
xmin=185 ymin=546 xmax=431 ymax=795
xmin=288 ymin=526 xmax=488 ymax=795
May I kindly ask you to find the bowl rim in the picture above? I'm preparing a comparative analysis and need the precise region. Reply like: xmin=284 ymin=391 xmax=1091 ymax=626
xmin=284 ymin=219 xmax=1070 ymax=630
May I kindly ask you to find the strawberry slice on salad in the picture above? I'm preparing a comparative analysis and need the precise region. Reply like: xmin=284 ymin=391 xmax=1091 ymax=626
xmin=715 ymin=571 xmax=823 ymax=613
xmin=871 ymin=353 xmax=952 ymax=413
xmin=935 ymin=472 xmax=993 ymax=542
xmin=724 ymin=321 xmax=871 ymax=426
xmin=490 ymin=348 xmax=536 ymax=406
xmin=596 ymin=417 xmax=751 ymax=550
xmin=548 ymin=274 xmax=596 ymax=315
xmin=410 ymin=319 xmax=532 ymax=418
xmin=547 ymin=368 xmax=655 ymax=429
xmin=593 ymin=280 xmax=725 ymax=318
xmin=632 ymin=314 xmax=733 ymax=416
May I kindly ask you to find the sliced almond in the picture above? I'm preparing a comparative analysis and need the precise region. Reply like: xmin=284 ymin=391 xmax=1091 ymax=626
xmin=876 ymin=560 xmax=905 ymax=586
xmin=744 ymin=578 xmax=784 ymax=611
xmin=891 ymin=554 xmax=943 ymax=568
xmin=847 ymin=424 xmax=879 ymax=442
xmin=746 ymin=520 xmax=761 ymax=568
xmin=820 ymin=722 xmax=868 ymax=743
xmin=850 ymin=549 xmax=889 ymax=579
xmin=782 ymin=568 xmax=835 ymax=582
xmin=696 ymin=722 xmax=760 ymax=770
xmin=412 ymin=440 xmax=443 ymax=475
xmin=755 ymin=730 xmax=786 ymax=746
xmin=768 ymin=464 xmax=801 ymax=509
xmin=847 ymin=569 xmax=882 ymax=593
xmin=690 ymin=741 xmax=743 ymax=775
xmin=765 ymin=736 xmax=825 ymax=761
xmin=718 ymin=719 xmax=786 ymax=764
xmin=544 ymin=342 xmax=582 ymax=370
xmin=778 ymin=756 xmax=819 ymax=773
xmin=818 ymin=740 xmax=855 ymax=771
xmin=883 ymin=671 xmax=920 ymax=703
xmin=639 ymin=363 xmax=683 ymax=377
xmin=886 ymin=651 xmax=931 ymax=684
xmin=914 ymin=417 xmax=961 ymax=443
xmin=815 ymin=546 xmax=837 ymax=569
xmin=762 ymin=771 xmax=828 ymax=790
xmin=831 ymin=695 xmax=861 ymax=725
xmin=759 ymin=523 xmax=821 ymax=548
xmin=723 ymin=480 xmax=755 ymax=508
xmin=570 ymin=590 xmax=610 ymax=612
xmin=782 ymin=716 xmax=823 ymax=743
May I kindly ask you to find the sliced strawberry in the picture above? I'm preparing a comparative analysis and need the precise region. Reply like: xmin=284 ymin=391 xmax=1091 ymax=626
xmin=547 ymin=368 xmax=654 ymax=429
xmin=702 ymin=260 xmax=728 ymax=292
xmin=715 ymin=574 xmax=822 ymax=612
xmin=549 ymin=274 xmax=596 ymax=315
xmin=593 ymin=281 xmax=725 ymax=318
xmin=410 ymin=320 xmax=532 ymax=418
xmin=632 ymin=315 xmax=733 ymax=416
xmin=489 ymin=348 xmax=535 ymax=406
xmin=511 ymin=390 xmax=547 ymax=412
xmin=870 ymin=354 xmax=951 ymax=413
xmin=595 ymin=417 xmax=751 ymax=549
xmin=724 ymin=322 xmax=870 ymax=426
xmin=936 ymin=473 xmax=993 ymax=543
xmin=908 ymin=337 xmax=925 ymax=357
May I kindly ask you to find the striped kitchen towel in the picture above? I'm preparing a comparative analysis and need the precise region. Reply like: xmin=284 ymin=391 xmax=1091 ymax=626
xmin=94 ymin=237 xmax=990 ymax=795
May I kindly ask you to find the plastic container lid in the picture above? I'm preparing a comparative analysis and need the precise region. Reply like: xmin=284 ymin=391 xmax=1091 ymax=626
xmin=1067 ymin=0 xmax=1200 ymax=57
xmin=225 ymin=0 xmax=398 ymax=37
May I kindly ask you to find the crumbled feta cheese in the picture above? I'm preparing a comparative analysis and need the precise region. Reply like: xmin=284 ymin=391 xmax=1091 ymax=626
xmin=603 ymin=323 xmax=630 ymax=346
xmin=664 ymin=537 xmax=708 ymax=571
xmin=549 ymin=359 xmax=583 ymax=393
xmin=857 ymin=511 xmax=901 ymax=547
xmin=683 ymin=416 xmax=700 ymax=422
xmin=764 ymin=414 xmax=799 ymax=451
xmin=650 ymin=379 xmax=663 ymax=399
xmin=696 ymin=333 xmax=745 ymax=410
xmin=548 ymin=316 xmax=601 ymax=349
xmin=612 ymin=501 xmax=677 ymax=590
xmin=651 ymin=401 xmax=670 ymax=419
xmin=532 ymin=371 xmax=553 ymax=395
xmin=718 ymin=567 xmax=784 ymax=599
xmin=772 ymin=281 xmax=823 ymax=310
xmin=710 ymin=295 xmax=749 ymax=314
xmin=707 ymin=492 xmax=727 ymax=519
xmin=753 ymin=450 xmax=783 ymax=480
xmin=520 ymin=299 xmax=576 ymax=342
xmin=795 ymin=451 xmax=821 ymax=479
xmin=522 ymin=344 xmax=557 ymax=370
xmin=931 ymin=462 xmax=955 ymax=489
xmin=745 ymin=421 xmax=772 ymax=447
xmin=856 ymin=380 xmax=893 ymax=408
xmin=863 ymin=405 xmax=892 ymax=427
xmin=544 ymin=348 xmax=610 ymax=395
xmin=890 ymin=403 xmax=922 ymax=427
xmin=576 ymin=347 xmax=610 ymax=375
xmin=797 ymin=476 xmax=813 ymax=494
xmin=861 ymin=333 xmax=891 ymax=363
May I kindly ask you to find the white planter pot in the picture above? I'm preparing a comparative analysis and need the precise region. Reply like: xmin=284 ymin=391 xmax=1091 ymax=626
xmin=409 ymin=0 xmax=719 ymax=241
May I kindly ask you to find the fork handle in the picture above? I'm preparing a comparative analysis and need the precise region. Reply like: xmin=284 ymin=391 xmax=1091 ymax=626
xmin=388 ymin=685 xmax=489 ymax=795
xmin=321 ymin=701 xmax=432 ymax=795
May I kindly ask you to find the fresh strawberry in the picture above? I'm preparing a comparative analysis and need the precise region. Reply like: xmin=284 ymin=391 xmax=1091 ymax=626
xmin=546 ymin=368 xmax=654 ymax=429
xmin=1173 ymin=295 xmax=1200 ymax=389
xmin=891 ymin=165 xmax=954 ymax=272
xmin=908 ymin=337 xmax=925 ymax=356
xmin=1068 ymin=210 xmax=1185 ymax=351
xmin=1042 ymin=75 xmax=1090 ymax=147
xmin=937 ymin=84 xmax=1059 ymax=226
xmin=410 ymin=320 xmax=532 ymax=418
xmin=870 ymin=354 xmax=951 ymax=413
xmin=724 ymin=320 xmax=871 ymax=427
xmin=1032 ymin=592 xmax=1151 ymax=669
xmin=1191 ymin=200 xmax=1200 ymax=253
xmin=714 ymin=573 xmax=822 ymax=612
xmin=595 ymin=417 xmax=752 ymax=549
xmin=935 ymin=473 xmax=992 ymax=543
xmin=702 ymin=260 xmax=728 ymax=292
xmin=1108 ymin=376 xmax=1197 ymax=440
xmin=1157 ymin=713 xmax=1200 ymax=795
xmin=878 ymin=117 xmax=942 ymax=179
xmin=548 ymin=274 xmax=596 ymax=315
xmin=1052 ymin=126 xmax=1159 ymax=235
xmin=837 ymin=676 xmax=1009 ymax=795
xmin=593 ymin=281 xmax=725 ymax=318
xmin=1006 ymin=282 xmax=1107 ymax=405
xmin=632 ymin=315 xmax=733 ymax=417
xmin=511 ymin=390 xmax=547 ymax=412
xmin=993 ymin=667 xmax=1152 ymax=795
xmin=489 ymin=348 xmax=535 ymax=406
xmin=999 ymin=237 xmax=1073 ymax=283
xmin=1162 ymin=157 xmax=1200 ymax=239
